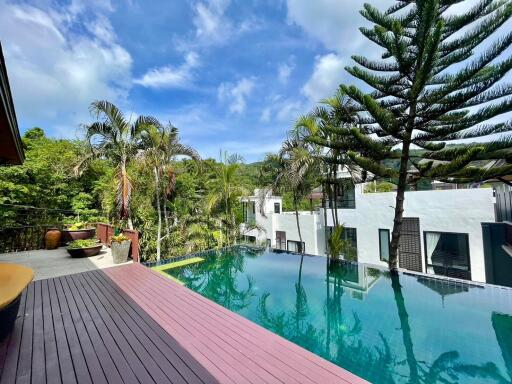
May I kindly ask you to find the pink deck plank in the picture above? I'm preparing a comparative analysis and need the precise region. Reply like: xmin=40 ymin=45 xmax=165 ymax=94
xmin=105 ymin=263 xmax=368 ymax=384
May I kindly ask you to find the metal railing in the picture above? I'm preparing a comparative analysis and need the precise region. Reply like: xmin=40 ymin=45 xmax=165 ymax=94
xmin=0 ymin=225 xmax=63 ymax=253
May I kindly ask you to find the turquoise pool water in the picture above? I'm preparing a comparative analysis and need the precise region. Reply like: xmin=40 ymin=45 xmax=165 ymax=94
xmin=161 ymin=246 xmax=512 ymax=384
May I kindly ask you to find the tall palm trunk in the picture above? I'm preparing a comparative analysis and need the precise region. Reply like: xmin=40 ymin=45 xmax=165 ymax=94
xmin=118 ymin=158 xmax=133 ymax=229
xmin=322 ymin=182 xmax=330 ymax=263
xmin=163 ymin=198 xmax=171 ymax=238
xmin=293 ymin=190 xmax=304 ymax=254
xmin=154 ymin=167 xmax=162 ymax=261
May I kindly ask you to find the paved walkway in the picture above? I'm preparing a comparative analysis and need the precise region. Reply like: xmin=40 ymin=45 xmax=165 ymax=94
xmin=0 ymin=247 xmax=131 ymax=280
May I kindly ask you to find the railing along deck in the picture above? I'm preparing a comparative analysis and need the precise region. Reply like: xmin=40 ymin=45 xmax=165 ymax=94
xmin=0 ymin=225 xmax=62 ymax=253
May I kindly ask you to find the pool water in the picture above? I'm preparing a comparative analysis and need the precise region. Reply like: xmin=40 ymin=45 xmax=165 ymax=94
xmin=162 ymin=246 xmax=512 ymax=384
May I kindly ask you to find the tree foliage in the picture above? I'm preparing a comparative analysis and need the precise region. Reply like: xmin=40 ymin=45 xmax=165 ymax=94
xmin=337 ymin=0 xmax=512 ymax=270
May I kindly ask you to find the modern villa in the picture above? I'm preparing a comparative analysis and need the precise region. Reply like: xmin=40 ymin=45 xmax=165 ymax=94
xmin=2 ymin=2 xmax=512 ymax=381
xmin=242 ymin=175 xmax=512 ymax=287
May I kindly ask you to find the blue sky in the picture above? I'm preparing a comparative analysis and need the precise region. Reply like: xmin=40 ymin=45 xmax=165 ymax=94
xmin=0 ymin=0 xmax=507 ymax=161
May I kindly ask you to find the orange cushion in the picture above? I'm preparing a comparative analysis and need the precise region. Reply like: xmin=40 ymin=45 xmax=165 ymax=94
xmin=0 ymin=263 xmax=34 ymax=310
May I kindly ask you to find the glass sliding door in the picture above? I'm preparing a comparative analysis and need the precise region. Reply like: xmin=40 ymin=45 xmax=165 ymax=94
xmin=424 ymin=231 xmax=471 ymax=280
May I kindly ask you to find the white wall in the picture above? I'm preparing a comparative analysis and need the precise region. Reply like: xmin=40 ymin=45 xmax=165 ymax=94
xmin=273 ymin=212 xmax=321 ymax=255
xmin=241 ymin=186 xmax=495 ymax=283
xmin=324 ymin=186 xmax=495 ymax=282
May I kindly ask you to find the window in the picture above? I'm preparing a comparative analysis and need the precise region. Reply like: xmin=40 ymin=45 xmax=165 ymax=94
xmin=266 ymin=239 xmax=271 ymax=248
xmin=243 ymin=235 xmax=256 ymax=243
xmin=252 ymin=201 xmax=256 ymax=214
xmin=379 ymin=229 xmax=390 ymax=262
xmin=325 ymin=182 xmax=356 ymax=209
xmin=337 ymin=182 xmax=356 ymax=209
xmin=327 ymin=227 xmax=358 ymax=261
xmin=274 ymin=202 xmax=281 ymax=214
xmin=276 ymin=231 xmax=286 ymax=250
xmin=424 ymin=231 xmax=471 ymax=280
xmin=287 ymin=240 xmax=305 ymax=253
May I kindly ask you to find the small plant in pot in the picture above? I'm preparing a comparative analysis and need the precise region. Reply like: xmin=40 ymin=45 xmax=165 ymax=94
xmin=66 ymin=238 xmax=102 ymax=258
xmin=61 ymin=222 xmax=96 ymax=243
xmin=111 ymin=234 xmax=131 ymax=264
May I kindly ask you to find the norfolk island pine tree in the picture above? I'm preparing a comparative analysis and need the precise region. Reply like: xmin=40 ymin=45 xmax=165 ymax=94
xmin=337 ymin=0 xmax=512 ymax=271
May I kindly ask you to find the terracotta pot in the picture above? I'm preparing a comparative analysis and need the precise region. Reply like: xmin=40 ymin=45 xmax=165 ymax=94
xmin=44 ymin=228 xmax=61 ymax=249
xmin=66 ymin=244 xmax=103 ymax=258
xmin=61 ymin=228 xmax=96 ymax=243
xmin=111 ymin=240 xmax=131 ymax=264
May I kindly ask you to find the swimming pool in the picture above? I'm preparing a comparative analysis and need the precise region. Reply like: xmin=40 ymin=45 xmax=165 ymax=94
xmin=156 ymin=246 xmax=512 ymax=384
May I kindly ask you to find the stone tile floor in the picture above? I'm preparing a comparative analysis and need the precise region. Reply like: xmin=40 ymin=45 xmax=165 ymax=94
xmin=0 ymin=246 xmax=131 ymax=280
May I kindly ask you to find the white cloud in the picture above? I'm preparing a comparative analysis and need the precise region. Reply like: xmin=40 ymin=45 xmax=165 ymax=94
xmin=0 ymin=1 xmax=132 ymax=136
xmin=192 ymin=0 xmax=232 ymax=44
xmin=275 ymin=99 xmax=305 ymax=122
xmin=134 ymin=52 xmax=200 ymax=89
xmin=217 ymin=77 xmax=255 ymax=114
xmin=260 ymin=95 xmax=307 ymax=124
xmin=278 ymin=61 xmax=295 ymax=84
xmin=302 ymin=53 xmax=344 ymax=102
xmin=286 ymin=0 xmax=392 ymax=55
xmin=260 ymin=107 xmax=272 ymax=123
xmin=176 ymin=0 xmax=261 ymax=50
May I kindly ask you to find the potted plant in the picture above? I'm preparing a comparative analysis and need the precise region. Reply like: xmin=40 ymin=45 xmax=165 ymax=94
xmin=66 ymin=238 xmax=103 ymax=258
xmin=111 ymin=234 xmax=131 ymax=264
xmin=61 ymin=222 xmax=96 ymax=243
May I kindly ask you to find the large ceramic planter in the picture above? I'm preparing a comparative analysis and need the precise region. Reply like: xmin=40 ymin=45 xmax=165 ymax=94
xmin=44 ymin=228 xmax=61 ymax=249
xmin=66 ymin=244 xmax=102 ymax=258
xmin=112 ymin=240 xmax=131 ymax=264
xmin=61 ymin=228 xmax=96 ymax=243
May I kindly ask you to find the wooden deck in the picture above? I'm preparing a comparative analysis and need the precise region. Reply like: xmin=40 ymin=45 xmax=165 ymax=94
xmin=0 ymin=264 xmax=367 ymax=384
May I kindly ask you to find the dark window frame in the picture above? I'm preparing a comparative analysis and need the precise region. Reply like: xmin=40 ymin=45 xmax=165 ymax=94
xmin=326 ymin=226 xmax=358 ymax=260
xmin=274 ymin=202 xmax=281 ymax=214
xmin=244 ymin=235 xmax=256 ymax=243
xmin=287 ymin=240 xmax=305 ymax=253
xmin=423 ymin=230 xmax=471 ymax=277
xmin=379 ymin=229 xmax=390 ymax=262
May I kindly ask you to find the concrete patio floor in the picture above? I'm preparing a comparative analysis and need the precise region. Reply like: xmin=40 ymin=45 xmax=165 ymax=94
xmin=0 ymin=246 xmax=132 ymax=280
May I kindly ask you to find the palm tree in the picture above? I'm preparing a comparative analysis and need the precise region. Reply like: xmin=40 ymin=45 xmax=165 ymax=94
xmin=207 ymin=151 xmax=247 ymax=247
xmin=140 ymin=123 xmax=200 ymax=261
xmin=277 ymin=137 xmax=321 ymax=255
xmin=294 ymin=90 xmax=367 ymax=260
xmin=80 ymin=100 xmax=157 ymax=228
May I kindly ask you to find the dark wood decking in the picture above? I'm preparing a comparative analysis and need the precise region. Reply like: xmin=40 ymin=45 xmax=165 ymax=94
xmin=0 ymin=270 xmax=218 ymax=384
xmin=106 ymin=264 xmax=367 ymax=384
xmin=0 ymin=264 xmax=367 ymax=384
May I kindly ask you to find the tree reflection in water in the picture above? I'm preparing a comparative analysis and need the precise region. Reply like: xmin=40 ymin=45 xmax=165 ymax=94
xmin=171 ymin=248 xmax=512 ymax=384
xmin=390 ymin=273 xmax=511 ymax=384
xmin=183 ymin=248 xmax=257 ymax=311
xmin=258 ymin=257 xmax=398 ymax=383
xmin=258 ymin=259 xmax=512 ymax=384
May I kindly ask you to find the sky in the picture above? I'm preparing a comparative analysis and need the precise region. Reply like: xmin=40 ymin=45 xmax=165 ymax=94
xmin=0 ymin=0 xmax=508 ymax=162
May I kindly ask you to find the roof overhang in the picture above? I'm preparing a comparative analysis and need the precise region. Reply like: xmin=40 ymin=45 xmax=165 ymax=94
xmin=0 ymin=42 xmax=24 ymax=165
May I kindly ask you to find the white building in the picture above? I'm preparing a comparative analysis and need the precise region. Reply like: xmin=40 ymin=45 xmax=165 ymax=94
xmin=241 ymin=184 xmax=496 ymax=284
